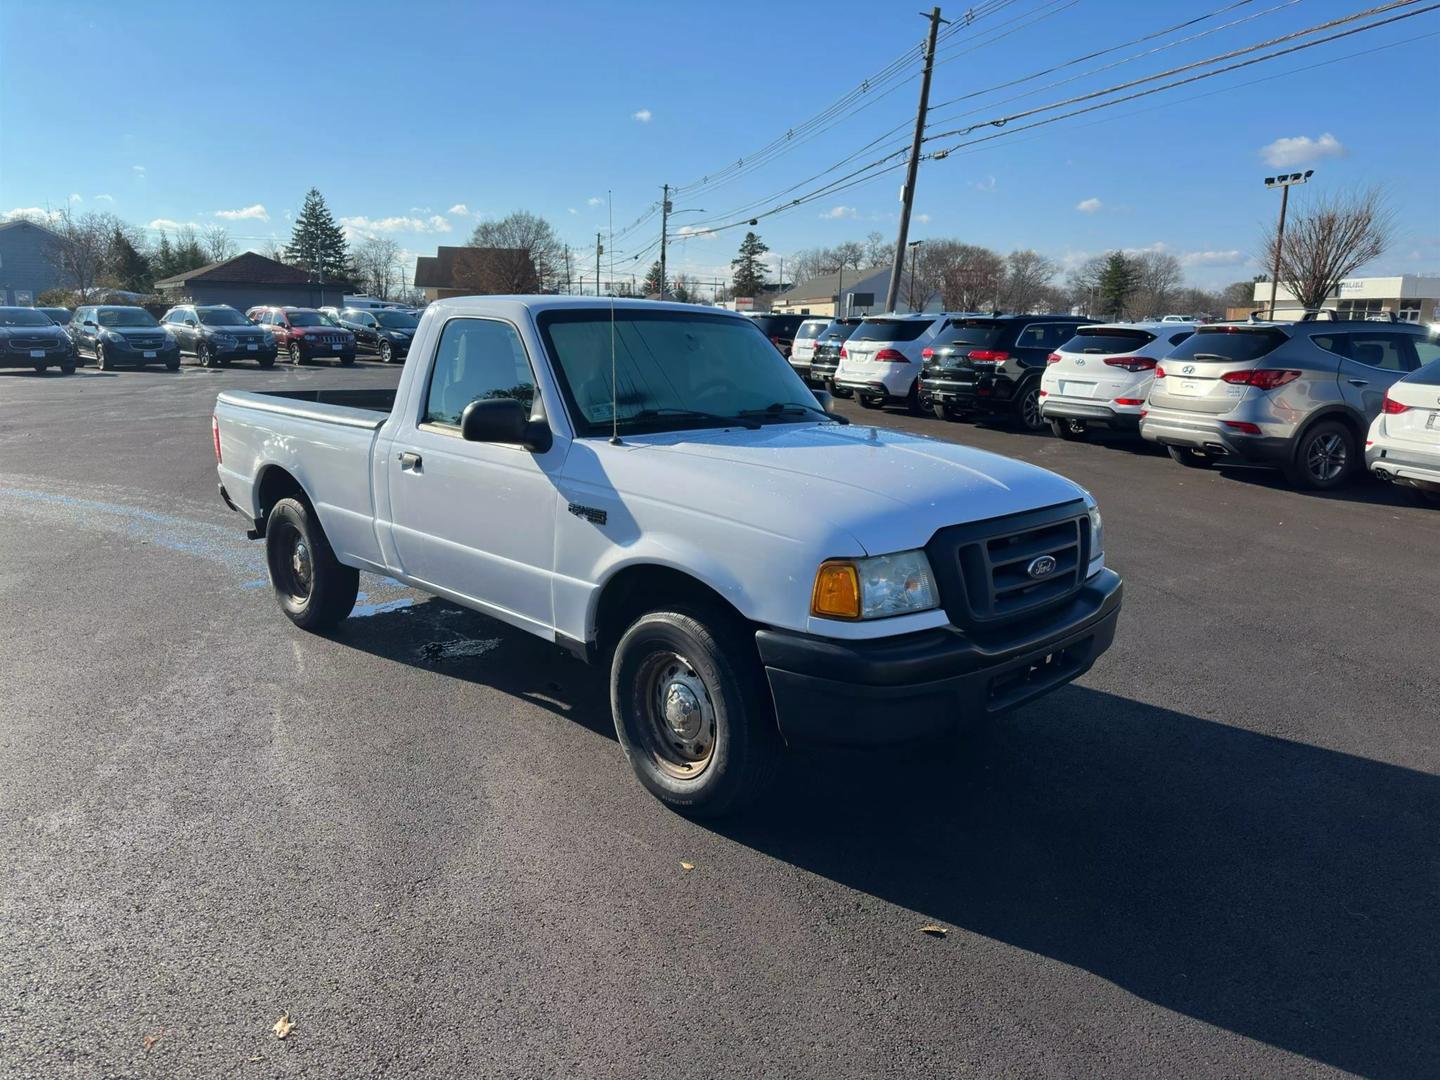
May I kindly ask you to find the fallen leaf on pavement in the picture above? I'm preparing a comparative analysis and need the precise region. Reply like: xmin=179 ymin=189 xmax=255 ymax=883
xmin=919 ymin=925 xmax=949 ymax=938
xmin=679 ymin=861 xmax=695 ymax=871
xmin=273 ymin=1014 xmax=294 ymax=1039
xmin=142 ymin=1033 xmax=162 ymax=1051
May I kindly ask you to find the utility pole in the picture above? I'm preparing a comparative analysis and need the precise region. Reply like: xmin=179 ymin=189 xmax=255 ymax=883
xmin=1264 ymin=169 xmax=1312 ymax=318
xmin=595 ymin=232 xmax=604 ymax=296
xmin=885 ymin=6 xmax=945 ymax=313
xmin=659 ymin=183 xmax=670 ymax=299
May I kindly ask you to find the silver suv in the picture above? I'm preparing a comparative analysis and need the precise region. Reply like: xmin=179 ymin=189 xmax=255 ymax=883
xmin=1141 ymin=317 xmax=1437 ymax=490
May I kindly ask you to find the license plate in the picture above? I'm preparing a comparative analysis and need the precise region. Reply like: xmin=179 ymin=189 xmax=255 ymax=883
xmin=1428 ymin=412 xmax=1439 ymax=430
xmin=143 ymin=350 xmax=157 ymax=358
xmin=1172 ymin=379 xmax=1203 ymax=396
xmin=29 ymin=349 xmax=45 ymax=358
xmin=1061 ymin=381 xmax=1096 ymax=398
xmin=247 ymin=344 xmax=258 ymax=351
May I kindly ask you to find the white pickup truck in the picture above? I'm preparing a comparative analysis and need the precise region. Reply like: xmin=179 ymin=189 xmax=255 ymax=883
xmin=214 ymin=297 xmax=1122 ymax=815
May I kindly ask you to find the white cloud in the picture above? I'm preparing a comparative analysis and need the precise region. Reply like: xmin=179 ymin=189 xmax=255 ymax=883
xmin=148 ymin=218 xmax=201 ymax=231
xmin=567 ymin=207 xmax=578 ymax=215
xmin=675 ymin=225 xmax=717 ymax=241
xmin=587 ymin=196 xmax=605 ymax=207
xmin=1180 ymin=249 xmax=1247 ymax=267
xmin=447 ymin=203 xmax=470 ymax=216
xmin=914 ymin=213 xmax=931 ymax=224
xmin=214 ymin=203 xmax=270 ymax=222
xmin=971 ymin=175 xmax=997 ymax=193
xmin=820 ymin=205 xmax=857 ymax=220
xmin=1260 ymin=132 xmax=1344 ymax=168
xmin=2 ymin=207 xmax=62 ymax=223
xmin=632 ymin=108 xmax=652 ymax=123
xmin=68 ymin=193 xmax=83 ymax=204
xmin=1076 ymin=197 xmax=1103 ymax=213
xmin=132 ymin=165 xmax=146 ymax=175
xmin=409 ymin=206 xmax=433 ymax=213
xmin=339 ymin=214 xmax=452 ymax=237
xmin=94 ymin=193 xmax=114 ymax=203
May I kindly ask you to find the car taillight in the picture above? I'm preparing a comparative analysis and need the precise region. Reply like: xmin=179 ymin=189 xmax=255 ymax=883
xmin=839 ymin=346 xmax=848 ymax=359
xmin=921 ymin=347 xmax=934 ymax=359
xmin=1382 ymin=393 xmax=1411 ymax=414
xmin=1154 ymin=365 xmax=1166 ymax=379
xmin=967 ymin=349 xmax=1009 ymax=363
xmin=1114 ymin=397 xmax=1145 ymax=406
xmin=1222 ymin=420 xmax=1263 ymax=435
xmin=212 ymin=415 xmax=222 ymax=463
xmin=1103 ymin=355 xmax=1157 ymax=372
xmin=874 ymin=348 xmax=907 ymax=362
xmin=1046 ymin=352 xmax=1062 ymax=364
xmin=1220 ymin=369 xmax=1301 ymax=390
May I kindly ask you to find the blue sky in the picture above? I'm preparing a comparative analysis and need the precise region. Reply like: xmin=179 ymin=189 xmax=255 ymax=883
xmin=3 ymin=0 xmax=1437 ymax=291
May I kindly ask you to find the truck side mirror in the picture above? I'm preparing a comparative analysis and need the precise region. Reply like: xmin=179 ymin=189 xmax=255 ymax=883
xmin=813 ymin=389 xmax=835 ymax=413
xmin=461 ymin=397 xmax=552 ymax=453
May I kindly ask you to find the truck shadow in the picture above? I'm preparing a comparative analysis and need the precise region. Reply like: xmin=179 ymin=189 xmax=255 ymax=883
xmin=717 ymin=686 xmax=1440 ymax=1079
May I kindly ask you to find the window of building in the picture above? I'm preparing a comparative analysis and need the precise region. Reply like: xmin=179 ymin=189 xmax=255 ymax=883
xmin=1336 ymin=298 xmax=1385 ymax=320
xmin=1397 ymin=298 xmax=1422 ymax=323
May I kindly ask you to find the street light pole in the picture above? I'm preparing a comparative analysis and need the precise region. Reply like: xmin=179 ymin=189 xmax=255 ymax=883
xmin=1264 ymin=169 xmax=1312 ymax=318
xmin=907 ymin=240 xmax=923 ymax=311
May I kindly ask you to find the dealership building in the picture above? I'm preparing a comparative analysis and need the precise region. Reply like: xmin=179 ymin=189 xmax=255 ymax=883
xmin=1250 ymin=274 xmax=1440 ymax=322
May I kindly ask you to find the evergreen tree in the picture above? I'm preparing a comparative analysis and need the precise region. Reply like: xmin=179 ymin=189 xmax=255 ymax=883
xmin=284 ymin=187 xmax=353 ymax=281
xmin=643 ymin=260 xmax=666 ymax=296
xmin=731 ymin=231 xmax=769 ymax=297
xmin=1098 ymin=251 xmax=1139 ymax=319
xmin=153 ymin=231 xmax=176 ymax=281
xmin=105 ymin=227 xmax=152 ymax=293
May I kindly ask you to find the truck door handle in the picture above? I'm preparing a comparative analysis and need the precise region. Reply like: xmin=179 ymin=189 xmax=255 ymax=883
xmin=1347 ymin=378 xmax=1369 ymax=387
xmin=398 ymin=451 xmax=423 ymax=472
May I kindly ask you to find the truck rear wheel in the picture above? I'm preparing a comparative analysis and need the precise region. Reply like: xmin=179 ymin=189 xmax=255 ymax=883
xmin=265 ymin=497 xmax=358 ymax=631
xmin=611 ymin=606 xmax=779 ymax=817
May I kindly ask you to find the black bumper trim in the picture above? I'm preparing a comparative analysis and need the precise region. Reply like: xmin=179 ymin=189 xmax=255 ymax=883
xmin=756 ymin=568 xmax=1122 ymax=746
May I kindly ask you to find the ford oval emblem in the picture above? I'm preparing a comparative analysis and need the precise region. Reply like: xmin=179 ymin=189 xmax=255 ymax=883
xmin=1027 ymin=555 xmax=1058 ymax=580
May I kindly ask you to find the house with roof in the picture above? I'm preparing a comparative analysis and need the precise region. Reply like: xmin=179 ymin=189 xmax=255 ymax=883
xmin=413 ymin=245 xmax=537 ymax=301
xmin=154 ymin=252 xmax=352 ymax=310
xmin=768 ymin=266 xmax=896 ymax=317
xmin=0 ymin=218 xmax=65 ymax=305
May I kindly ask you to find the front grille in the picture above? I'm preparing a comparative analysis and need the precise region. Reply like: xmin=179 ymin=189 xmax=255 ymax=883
xmin=126 ymin=335 xmax=165 ymax=349
xmin=8 ymin=336 xmax=64 ymax=351
xmin=926 ymin=500 xmax=1089 ymax=632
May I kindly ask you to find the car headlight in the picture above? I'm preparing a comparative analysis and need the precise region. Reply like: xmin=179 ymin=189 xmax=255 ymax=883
xmin=811 ymin=549 xmax=939 ymax=620
xmin=213 ymin=332 xmax=237 ymax=346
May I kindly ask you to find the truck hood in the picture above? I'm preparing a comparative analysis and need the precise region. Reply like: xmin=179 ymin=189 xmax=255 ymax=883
xmin=592 ymin=421 xmax=1088 ymax=555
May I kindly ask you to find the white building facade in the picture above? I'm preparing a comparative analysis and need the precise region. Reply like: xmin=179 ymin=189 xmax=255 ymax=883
xmin=1252 ymin=274 xmax=1440 ymax=323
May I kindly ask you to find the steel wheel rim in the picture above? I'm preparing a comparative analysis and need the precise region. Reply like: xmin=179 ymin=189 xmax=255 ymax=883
xmin=635 ymin=651 xmax=717 ymax=780
xmin=1306 ymin=432 xmax=1346 ymax=481
xmin=272 ymin=522 xmax=313 ymax=603
xmin=1021 ymin=389 xmax=1043 ymax=429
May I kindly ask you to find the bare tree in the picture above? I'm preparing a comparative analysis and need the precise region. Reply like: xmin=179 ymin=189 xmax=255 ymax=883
xmin=998 ymin=249 xmax=1059 ymax=313
xmin=1065 ymin=255 xmax=1109 ymax=317
xmin=927 ymin=241 xmax=1004 ymax=311
xmin=49 ymin=208 xmax=111 ymax=300
xmin=1262 ymin=187 xmax=1393 ymax=311
xmin=467 ymin=211 xmax=565 ymax=292
xmin=863 ymin=231 xmax=890 ymax=267
xmin=202 ymin=225 xmax=235 ymax=263
xmin=1130 ymin=250 xmax=1184 ymax=317
xmin=354 ymin=236 xmax=403 ymax=299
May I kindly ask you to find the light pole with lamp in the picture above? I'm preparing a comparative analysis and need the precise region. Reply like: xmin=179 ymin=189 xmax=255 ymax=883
xmin=659 ymin=187 xmax=706 ymax=298
xmin=906 ymin=239 xmax=924 ymax=312
xmin=1264 ymin=170 xmax=1312 ymax=318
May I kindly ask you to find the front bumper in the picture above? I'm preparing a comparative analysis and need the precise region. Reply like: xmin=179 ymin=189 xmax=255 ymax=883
xmin=1140 ymin=410 xmax=1290 ymax=463
xmin=756 ymin=568 xmax=1122 ymax=747
xmin=214 ymin=340 xmax=278 ymax=360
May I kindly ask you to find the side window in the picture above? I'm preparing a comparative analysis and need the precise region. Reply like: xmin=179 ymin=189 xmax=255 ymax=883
xmin=1345 ymin=332 xmax=1417 ymax=372
xmin=1015 ymin=324 xmax=1049 ymax=349
xmin=186 ymin=312 xmax=199 ymax=325
xmin=423 ymin=318 xmax=536 ymax=428
xmin=1413 ymin=339 xmax=1440 ymax=367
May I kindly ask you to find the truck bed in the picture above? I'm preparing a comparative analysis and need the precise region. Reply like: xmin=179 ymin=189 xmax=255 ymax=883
xmin=215 ymin=387 xmax=396 ymax=429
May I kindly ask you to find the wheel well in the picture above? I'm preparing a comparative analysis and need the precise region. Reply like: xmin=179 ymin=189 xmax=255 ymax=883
xmin=592 ymin=565 xmax=747 ymax=655
xmin=254 ymin=466 xmax=309 ymax=534
xmin=1294 ymin=407 xmax=1364 ymax=452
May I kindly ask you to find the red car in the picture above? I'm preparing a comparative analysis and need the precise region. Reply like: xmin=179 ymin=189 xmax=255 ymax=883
xmin=247 ymin=306 xmax=356 ymax=366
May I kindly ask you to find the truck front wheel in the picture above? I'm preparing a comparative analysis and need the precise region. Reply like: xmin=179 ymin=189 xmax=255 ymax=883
xmin=264 ymin=497 xmax=358 ymax=631
xmin=611 ymin=607 xmax=779 ymax=817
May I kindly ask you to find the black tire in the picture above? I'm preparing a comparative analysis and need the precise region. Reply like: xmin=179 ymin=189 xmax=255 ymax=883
xmin=941 ymin=402 xmax=970 ymax=422
xmin=60 ymin=363 xmax=76 ymax=375
xmin=1049 ymin=417 xmax=1088 ymax=441
xmin=610 ymin=606 xmax=780 ymax=817
xmin=829 ymin=383 xmax=853 ymax=399
xmin=340 ymin=352 xmax=356 ymax=367
xmin=289 ymin=342 xmax=305 ymax=365
xmin=258 ymin=355 xmax=276 ymax=369
xmin=264 ymin=497 xmax=359 ymax=631
xmin=94 ymin=343 xmax=110 ymax=371
xmin=197 ymin=342 xmax=215 ymax=368
xmin=165 ymin=357 xmax=180 ymax=371
xmin=33 ymin=363 xmax=47 ymax=375
xmin=1286 ymin=420 xmax=1357 ymax=490
xmin=1167 ymin=445 xmax=1213 ymax=469
xmin=379 ymin=340 xmax=394 ymax=364
xmin=858 ymin=394 xmax=884 ymax=410
xmin=905 ymin=380 xmax=927 ymax=416
xmin=1016 ymin=383 xmax=1046 ymax=432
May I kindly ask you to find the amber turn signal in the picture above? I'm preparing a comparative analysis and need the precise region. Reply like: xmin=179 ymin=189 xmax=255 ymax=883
xmin=811 ymin=561 xmax=861 ymax=619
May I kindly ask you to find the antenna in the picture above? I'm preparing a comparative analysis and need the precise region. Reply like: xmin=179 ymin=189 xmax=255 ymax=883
xmin=608 ymin=190 xmax=621 ymax=445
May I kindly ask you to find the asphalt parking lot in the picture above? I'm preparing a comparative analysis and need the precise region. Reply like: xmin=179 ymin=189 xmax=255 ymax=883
xmin=2 ymin=357 xmax=1437 ymax=1079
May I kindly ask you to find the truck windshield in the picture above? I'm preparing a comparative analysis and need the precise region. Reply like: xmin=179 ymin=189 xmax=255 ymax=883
xmin=538 ymin=309 xmax=817 ymax=435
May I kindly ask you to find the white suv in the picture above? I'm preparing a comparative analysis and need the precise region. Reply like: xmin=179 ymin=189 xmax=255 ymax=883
xmin=1367 ymin=349 xmax=1440 ymax=506
xmin=1040 ymin=321 xmax=1196 ymax=440
xmin=834 ymin=313 xmax=948 ymax=413
xmin=789 ymin=317 xmax=832 ymax=381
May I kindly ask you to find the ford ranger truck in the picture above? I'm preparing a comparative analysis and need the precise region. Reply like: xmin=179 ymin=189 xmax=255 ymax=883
xmin=214 ymin=297 xmax=1122 ymax=816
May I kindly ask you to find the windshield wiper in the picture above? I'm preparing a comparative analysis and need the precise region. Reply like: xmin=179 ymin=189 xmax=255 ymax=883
xmin=629 ymin=408 xmax=761 ymax=430
xmin=740 ymin=401 xmax=849 ymax=425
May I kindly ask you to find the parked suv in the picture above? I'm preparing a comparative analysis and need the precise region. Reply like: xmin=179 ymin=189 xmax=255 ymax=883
xmin=834 ymin=313 xmax=949 ymax=412
xmin=162 ymin=304 xmax=278 ymax=368
xmin=788 ymin=317 xmax=833 ymax=380
xmin=1141 ymin=318 xmax=1437 ymax=489
xmin=745 ymin=313 xmax=808 ymax=359
xmin=0 ymin=305 xmax=77 ymax=374
xmin=249 ymin=306 xmax=356 ymax=365
xmin=1040 ymin=321 xmax=1196 ymax=440
xmin=70 ymin=305 xmax=180 ymax=371
xmin=808 ymin=317 xmax=864 ymax=394
xmin=336 ymin=307 xmax=419 ymax=364
xmin=919 ymin=314 xmax=1094 ymax=429
xmin=1367 ymin=348 xmax=1440 ymax=506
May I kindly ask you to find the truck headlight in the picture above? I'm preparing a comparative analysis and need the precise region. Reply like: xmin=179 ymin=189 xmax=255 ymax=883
xmin=812 ymin=550 xmax=938 ymax=620
xmin=1087 ymin=504 xmax=1103 ymax=560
